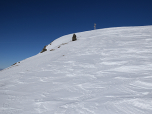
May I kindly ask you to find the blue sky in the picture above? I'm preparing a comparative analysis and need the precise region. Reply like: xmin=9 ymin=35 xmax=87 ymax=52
xmin=0 ymin=0 xmax=152 ymax=69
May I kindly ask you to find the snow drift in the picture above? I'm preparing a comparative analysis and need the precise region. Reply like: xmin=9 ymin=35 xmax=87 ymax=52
xmin=0 ymin=26 xmax=152 ymax=114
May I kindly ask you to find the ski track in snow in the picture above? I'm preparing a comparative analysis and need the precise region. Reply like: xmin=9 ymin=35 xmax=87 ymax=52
xmin=0 ymin=26 xmax=152 ymax=114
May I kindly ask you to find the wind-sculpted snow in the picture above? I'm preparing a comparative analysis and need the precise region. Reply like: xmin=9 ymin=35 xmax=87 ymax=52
xmin=0 ymin=26 xmax=152 ymax=114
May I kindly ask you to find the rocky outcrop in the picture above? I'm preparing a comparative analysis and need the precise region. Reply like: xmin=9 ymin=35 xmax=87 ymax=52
xmin=72 ymin=34 xmax=77 ymax=41
xmin=40 ymin=45 xmax=47 ymax=53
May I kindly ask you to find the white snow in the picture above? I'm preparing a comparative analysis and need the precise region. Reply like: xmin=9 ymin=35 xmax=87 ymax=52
xmin=0 ymin=25 xmax=152 ymax=114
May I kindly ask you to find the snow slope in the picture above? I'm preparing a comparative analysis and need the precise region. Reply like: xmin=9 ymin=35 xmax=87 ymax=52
xmin=0 ymin=26 xmax=152 ymax=114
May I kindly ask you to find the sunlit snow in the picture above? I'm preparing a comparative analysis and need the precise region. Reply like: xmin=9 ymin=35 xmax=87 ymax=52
xmin=0 ymin=26 xmax=152 ymax=114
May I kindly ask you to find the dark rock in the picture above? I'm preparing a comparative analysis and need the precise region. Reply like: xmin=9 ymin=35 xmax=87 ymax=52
xmin=50 ymin=49 xmax=55 ymax=51
xmin=40 ymin=45 xmax=47 ymax=53
xmin=72 ymin=34 xmax=77 ymax=41
xmin=12 ymin=61 xmax=20 ymax=66
xmin=13 ymin=63 xmax=17 ymax=65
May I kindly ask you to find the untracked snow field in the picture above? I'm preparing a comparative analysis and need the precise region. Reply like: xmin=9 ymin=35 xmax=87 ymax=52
xmin=0 ymin=26 xmax=152 ymax=114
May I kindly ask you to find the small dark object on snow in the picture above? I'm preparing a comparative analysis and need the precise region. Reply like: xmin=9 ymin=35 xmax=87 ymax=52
xmin=50 ymin=49 xmax=55 ymax=51
xmin=72 ymin=34 xmax=77 ymax=41
xmin=40 ymin=45 xmax=47 ymax=53
xmin=13 ymin=62 xmax=17 ymax=66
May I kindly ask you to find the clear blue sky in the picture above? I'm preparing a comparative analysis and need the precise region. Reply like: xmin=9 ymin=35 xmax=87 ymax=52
xmin=0 ymin=0 xmax=152 ymax=69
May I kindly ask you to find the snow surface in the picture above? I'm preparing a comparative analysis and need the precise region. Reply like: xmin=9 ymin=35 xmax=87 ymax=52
xmin=0 ymin=26 xmax=152 ymax=114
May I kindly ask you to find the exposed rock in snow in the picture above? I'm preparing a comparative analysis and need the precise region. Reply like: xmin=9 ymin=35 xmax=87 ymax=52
xmin=40 ymin=45 xmax=47 ymax=53
xmin=72 ymin=34 xmax=77 ymax=41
